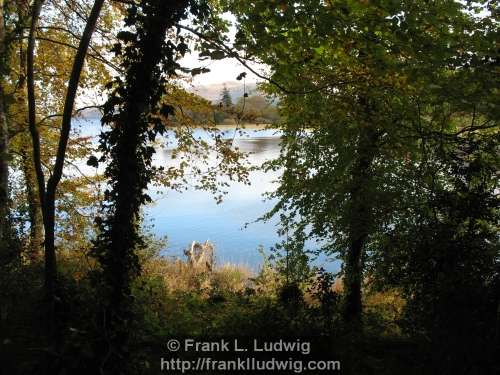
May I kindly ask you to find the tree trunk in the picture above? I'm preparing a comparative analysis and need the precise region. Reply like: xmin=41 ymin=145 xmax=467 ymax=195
xmin=26 ymin=5 xmax=56 ymax=342
xmin=0 ymin=88 xmax=8 ymax=249
xmin=27 ymin=0 xmax=105 ymax=292
xmin=93 ymin=2 xmax=192 ymax=372
xmin=26 ymin=0 xmax=105 ymax=360
xmin=43 ymin=0 xmax=105 ymax=288
xmin=342 ymin=124 xmax=379 ymax=325
xmin=20 ymin=136 xmax=43 ymax=259
xmin=0 ymin=0 xmax=10 ymax=248
xmin=17 ymin=26 xmax=43 ymax=260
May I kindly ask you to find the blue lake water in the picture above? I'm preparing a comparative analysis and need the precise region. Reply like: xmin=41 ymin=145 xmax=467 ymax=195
xmin=149 ymin=127 xmax=282 ymax=268
xmin=77 ymin=119 xmax=339 ymax=272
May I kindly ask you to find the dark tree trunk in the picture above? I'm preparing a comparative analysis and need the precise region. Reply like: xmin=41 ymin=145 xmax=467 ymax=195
xmin=104 ymin=1 xmax=192 ymax=308
xmin=342 ymin=124 xmax=379 ymax=325
xmin=93 ymin=2 xmax=193 ymax=372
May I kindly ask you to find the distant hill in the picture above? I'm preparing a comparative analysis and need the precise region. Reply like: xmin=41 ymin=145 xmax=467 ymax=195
xmin=78 ymin=81 xmax=262 ymax=120
xmin=188 ymin=81 xmax=258 ymax=103
xmin=78 ymin=107 xmax=102 ymax=119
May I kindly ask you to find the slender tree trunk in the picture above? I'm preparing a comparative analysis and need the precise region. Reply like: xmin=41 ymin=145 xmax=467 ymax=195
xmin=39 ymin=0 xmax=105 ymax=290
xmin=0 ymin=0 xmax=10 ymax=248
xmin=342 ymin=123 xmax=378 ymax=324
xmin=17 ymin=28 xmax=43 ymax=260
xmin=0 ymin=89 xmax=8 ymax=248
xmin=26 ymin=0 xmax=52 ymax=298
xmin=27 ymin=0 xmax=105 ymax=294
xmin=26 ymin=0 xmax=105 ymax=362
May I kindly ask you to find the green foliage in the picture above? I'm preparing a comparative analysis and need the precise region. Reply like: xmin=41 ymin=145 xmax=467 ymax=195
xmin=226 ymin=0 xmax=499 ymax=326
xmin=369 ymin=131 xmax=499 ymax=372
xmin=271 ymin=234 xmax=312 ymax=285
xmin=307 ymin=268 xmax=341 ymax=327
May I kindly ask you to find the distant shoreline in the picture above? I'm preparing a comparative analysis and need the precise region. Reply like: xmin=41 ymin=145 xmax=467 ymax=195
xmin=214 ymin=123 xmax=274 ymax=130
xmin=76 ymin=113 xmax=275 ymax=131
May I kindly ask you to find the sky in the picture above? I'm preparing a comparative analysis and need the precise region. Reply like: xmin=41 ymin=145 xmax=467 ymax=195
xmin=180 ymin=52 xmax=262 ymax=86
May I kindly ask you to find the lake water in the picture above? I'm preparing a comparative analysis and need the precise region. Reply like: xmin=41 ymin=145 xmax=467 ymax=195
xmin=78 ymin=120 xmax=338 ymax=272
xmin=149 ymin=127 xmax=282 ymax=268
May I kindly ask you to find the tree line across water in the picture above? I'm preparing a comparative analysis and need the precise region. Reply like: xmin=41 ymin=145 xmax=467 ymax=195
xmin=0 ymin=1 xmax=498 ymax=374
xmin=213 ymin=85 xmax=280 ymax=124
